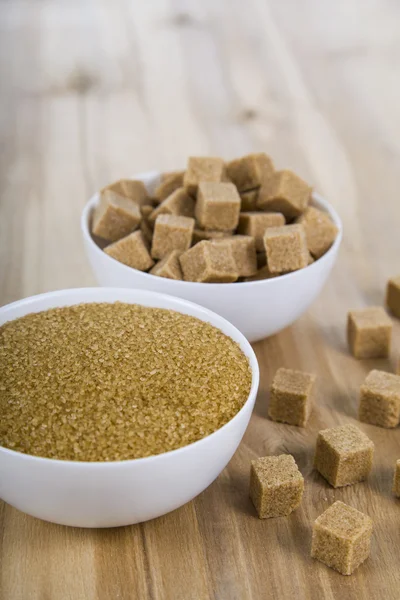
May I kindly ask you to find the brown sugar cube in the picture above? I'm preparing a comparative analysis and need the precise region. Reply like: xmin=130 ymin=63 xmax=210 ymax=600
xmin=195 ymin=182 xmax=241 ymax=231
xmin=311 ymin=501 xmax=373 ymax=575
xmin=238 ymin=212 xmax=285 ymax=251
xmin=347 ymin=307 xmax=392 ymax=359
xmin=257 ymin=170 xmax=311 ymax=218
xmin=235 ymin=152 xmax=274 ymax=195
xmin=386 ymin=276 xmax=400 ymax=319
xmin=240 ymin=189 xmax=259 ymax=211
xmin=192 ymin=229 xmax=233 ymax=244
xmin=153 ymin=171 xmax=184 ymax=203
xmin=151 ymin=214 xmax=195 ymax=260
xmin=104 ymin=231 xmax=154 ymax=271
xmin=359 ymin=370 xmax=400 ymax=428
xmin=92 ymin=191 xmax=142 ymax=242
xmin=196 ymin=182 xmax=241 ymax=231
xmin=257 ymin=252 xmax=267 ymax=268
xmin=393 ymin=460 xmax=400 ymax=497
xmin=180 ymin=240 xmax=238 ymax=283
xmin=140 ymin=218 xmax=153 ymax=244
xmin=263 ymin=224 xmax=309 ymax=273
xmin=141 ymin=205 xmax=153 ymax=219
xmin=212 ymin=236 xmax=257 ymax=277
xmin=103 ymin=179 xmax=149 ymax=206
xmin=296 ymin=206 xmax=338 ymax=259
xmin=150 ymin=250 xmax=183 ymax=280
xmin=183 ymin=157 xmax=225 ymax=197
xmin=268 ymin=368 xmax=316 ymax=427
xmin=244 ymin=264 xmax=277 ymax=282
xmin=249 ymin=454 xmax=304 ymax=519
xmin=307 ymin=252 xmax=315 ymax=265
xmin=254 ymin=152 xmax=275 ymax=182
xmin=226 ymin=153 xmax=264 ymax=192
xmin=314 ymin=424 xmax=374 ymax=488
xmin=149 ymin=188 xmax=195 ymax=224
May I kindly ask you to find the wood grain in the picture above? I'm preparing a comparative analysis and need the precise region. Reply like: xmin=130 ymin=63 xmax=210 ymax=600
xmin=1 ymin=1 xmax=399 ymax=598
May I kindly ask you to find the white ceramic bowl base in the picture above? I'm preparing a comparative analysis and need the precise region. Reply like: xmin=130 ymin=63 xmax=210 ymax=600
xmin=82 ymin=172 xmax=343 ymax=342
xmin=0 ymin=288 xmax=259 ymax=528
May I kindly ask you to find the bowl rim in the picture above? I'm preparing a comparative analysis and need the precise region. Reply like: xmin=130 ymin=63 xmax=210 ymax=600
xmin=0 ymin=287 xmax=259 ymax=467
xmin=81 ymin=175 xmax=343 ymax=288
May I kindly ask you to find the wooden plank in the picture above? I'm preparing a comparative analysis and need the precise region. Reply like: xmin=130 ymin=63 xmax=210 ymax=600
xmin=0 ymin=0 xmax=399 ymax=598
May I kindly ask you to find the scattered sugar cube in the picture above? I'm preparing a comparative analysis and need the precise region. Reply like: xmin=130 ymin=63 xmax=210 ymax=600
xmin=226 ymin=153 xmax=264 ymax=192
xmin=268 ymin=368 xmax=316 ymax=427
xmin=314 ymin=424 xmax=374 ymax=488
xmin=238 ymin=212 xmax=285 ymax=251
xmin=149 ymin=188 xmax=195 ymax=224
xmin=263 ymin=224 xmax=309 ymax=273
xmin=103 ymin=179 xmax=149 ymax=206
xmin=195 ymin=182 xmax=241 ymax=231
xmin=183 ymin=157 xmax=225 ymax=196
xmin=359 ymin=369 xmax=400 ymax=428
xmin=311 ymin=501 xmax=373 ymax=575
xmin=192 ymin=229 xmax=233 ymax=244
xmin=347 ymin=307 xmax=392 ymax=359
xmin=296 ymin=206 xmax=338 ymax=259
xmin=257 ymin=169 xmax=311 ymax=218
xmin=180 ymin=240 xmax=238 ymax=283
xmin=212 ymin=235 xmax=257 ymax=277
xmin=153 ymin=171 xmax=184 ymax=203
xmin=393 ymin=460 xmax=400 ymax=498
xmin=151 ymin=214 xmax=195 ymax=260
xmin=104 ymin=231 xmax=154 ymax=271
xmin=92 ymin=191 xmax=142 ymax=242
xmin=249 ymin=454 xmax=304 ymax=519
xmin=240 ymin=189 xmax=259 ymax=211
xmin=150 ymin=250 xmax=183 ymax=280
xmin=386 ymin=276 xmax=400 ymax=319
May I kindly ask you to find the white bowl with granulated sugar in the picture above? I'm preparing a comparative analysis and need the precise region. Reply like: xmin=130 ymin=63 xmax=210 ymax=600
xmin=0 ymin=287 xmax=259 ymax=528
xmin=81 ymin=171 xmax=343 ymax=343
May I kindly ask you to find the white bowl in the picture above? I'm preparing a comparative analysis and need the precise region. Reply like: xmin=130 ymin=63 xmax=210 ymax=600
xmin=0 ymin=288 xmax=259 ymax=528
xmin=81 ymin=172 xmax=343 ymax=342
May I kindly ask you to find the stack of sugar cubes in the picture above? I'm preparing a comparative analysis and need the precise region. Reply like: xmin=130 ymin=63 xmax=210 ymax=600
xmin=91 ymin=154 xmax=338 ymax=283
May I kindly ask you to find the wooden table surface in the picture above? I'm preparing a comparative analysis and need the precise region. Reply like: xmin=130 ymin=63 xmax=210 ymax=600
xmin=1 ymin=1 xmax=399 ymax=598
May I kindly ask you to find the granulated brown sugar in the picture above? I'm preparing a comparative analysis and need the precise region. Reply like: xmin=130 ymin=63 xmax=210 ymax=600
xmin=0 ymin=303 xmax=252 ymax=462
